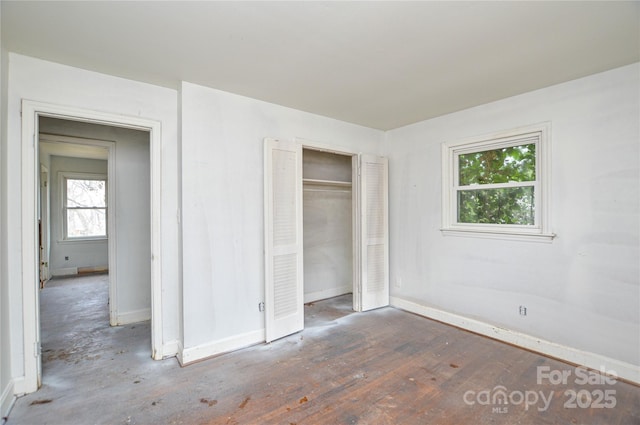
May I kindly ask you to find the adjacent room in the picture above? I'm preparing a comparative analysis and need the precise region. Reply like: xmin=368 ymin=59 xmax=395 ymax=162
xmin=0 ymin=2 xmax=638 ymax=424
xmin=35 ymin=117 xmax=153 ymax=379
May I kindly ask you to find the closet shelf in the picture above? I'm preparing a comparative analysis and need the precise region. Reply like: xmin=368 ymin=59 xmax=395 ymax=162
xmin=303 ymin=178 xmax=352 ymax=187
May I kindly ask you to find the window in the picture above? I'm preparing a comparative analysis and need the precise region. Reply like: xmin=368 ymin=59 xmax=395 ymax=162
xmin=62 ymin=173 xmax=107 ymax=240
xmin=441 ymin=123 xmax=553 ymax=241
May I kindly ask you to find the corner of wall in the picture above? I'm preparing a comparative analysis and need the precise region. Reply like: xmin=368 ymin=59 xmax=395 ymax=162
xmin=381 ymin=127 xmax=391 ymax=157
xmin=176 ymin=81 xmax=185 ymax=361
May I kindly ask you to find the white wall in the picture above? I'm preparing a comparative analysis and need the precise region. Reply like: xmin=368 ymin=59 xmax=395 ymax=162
xmin=179 ymin=81 xmax=383 ymax=363
xmin=5 ymin=54 xmax=180 ymax=384
xmin=303 ymin=188 xmax=352 ymax=302
xmin=47 ymin=155 xmax=109 ymax=275
xmin=385 ymin=64 xmax=640 ymax=380
xmin=0 ymin=4 xmax=14 ymax=415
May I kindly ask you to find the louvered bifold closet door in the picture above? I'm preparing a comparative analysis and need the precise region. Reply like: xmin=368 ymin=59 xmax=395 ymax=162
xmin=359 ymin=154 xmax=389 ymax=311
xmin=264 ymin=138 xmax=304 ymax=342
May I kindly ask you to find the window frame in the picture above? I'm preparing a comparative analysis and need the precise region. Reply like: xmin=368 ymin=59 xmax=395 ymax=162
xmin=441 ymin=123 xmax=554 ymax=242
xmin=60 ymin=172 xmax=108 ymax=241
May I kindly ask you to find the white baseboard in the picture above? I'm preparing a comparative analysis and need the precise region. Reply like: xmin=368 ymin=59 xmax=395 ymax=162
xmin=390 ymin=296 xmax=640 ymax=385
xmin=175 ymin=340 xmax=185 ymax=365
xmin=162 ymin=339 xmax=180 ymax=359
xmin=77 ymin=265 xmax=108 ymax=274
xmin=10 ymin=376 xmax=25 ymax=397
xmin=179 ymin=329 xmax=265 ymax=366
xmin=304 ymin=286 xmax=351 ymax=304
xmin=51 ymin=267 xmax=78 ymax=276
xmin=1 ymin=379 xmax=15 ymax=419
xmin=115 ymin=308 xmax=151 ymax=325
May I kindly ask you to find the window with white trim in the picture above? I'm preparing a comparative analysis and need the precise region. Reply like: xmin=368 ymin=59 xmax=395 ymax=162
xmin=62 ymin=173 xmax=107 ymax=240
xmin=441 ymin=123 xmax=553 ymax=241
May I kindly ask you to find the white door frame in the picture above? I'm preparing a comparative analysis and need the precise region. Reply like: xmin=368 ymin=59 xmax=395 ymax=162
xmin=39 ymin=164 xmax=50 ymax=284
xmin=20 ymin=100 xmax=164 ymax=394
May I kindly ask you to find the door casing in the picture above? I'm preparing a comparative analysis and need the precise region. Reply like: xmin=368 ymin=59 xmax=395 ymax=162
xmin=18 ymin=100 xmax=164 ymax=395
xmin=39 ymin=164 xmax=50 ymax=286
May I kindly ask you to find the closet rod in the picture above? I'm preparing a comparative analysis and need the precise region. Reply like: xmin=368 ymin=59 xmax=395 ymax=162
xmin=303 ymin=187 xmax=352 ymax=193
xmin=302 ymin=178 xmax=351 ymax=187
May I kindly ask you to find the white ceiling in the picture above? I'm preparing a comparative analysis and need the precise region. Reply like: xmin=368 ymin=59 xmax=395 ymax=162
xmin=2 ymin=1 xmax=639 ymax=130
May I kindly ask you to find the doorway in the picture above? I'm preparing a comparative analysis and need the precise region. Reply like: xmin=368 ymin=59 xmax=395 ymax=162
xmin=37 ymin=117 xmax=151 ymax=384
xmin=264 ymin=138 xmax=389 ymax=342
xmin=39 ymin=130 xmax=111 ymax=286
xmin=302 ymin=148 xmax=354 ymax=306
xmin=20 ymin=100 xmax=165 ymax=394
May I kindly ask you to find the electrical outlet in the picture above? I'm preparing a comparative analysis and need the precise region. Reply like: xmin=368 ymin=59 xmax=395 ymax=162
xmin=258 ymin=302 xmax=265 ymax=312
xmin=394 ymin=277 xmax=402 ymax=288
xmin=519 ymin=305 xmax=527 ymax=316
xmin=65 ymin=256 xmax=69 ymax=261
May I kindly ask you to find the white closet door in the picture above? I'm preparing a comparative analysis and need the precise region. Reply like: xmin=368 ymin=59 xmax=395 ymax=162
xmin=359 ymin=154 xmax=389 ymax=311
xmin=264 ymin=138 xmax=304 ymax=342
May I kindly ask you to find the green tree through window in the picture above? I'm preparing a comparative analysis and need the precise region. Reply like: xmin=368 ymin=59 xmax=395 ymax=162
xmin=457 ymin=144 xmax=535 ymax=225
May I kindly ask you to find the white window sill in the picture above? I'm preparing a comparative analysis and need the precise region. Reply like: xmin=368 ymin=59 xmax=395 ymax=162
xmin=441 ymin=228 xmax=556 ymax=243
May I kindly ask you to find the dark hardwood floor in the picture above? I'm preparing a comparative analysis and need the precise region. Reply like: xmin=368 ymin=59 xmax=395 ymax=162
xmin=7 ymin=275 xmax=639 ymax=424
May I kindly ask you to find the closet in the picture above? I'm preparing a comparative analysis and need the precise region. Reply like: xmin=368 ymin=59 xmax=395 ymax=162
xmin=302 ymin=149 xmax=353 ymax=304
xmin=264 ymin=138 xmax=388 ymax=342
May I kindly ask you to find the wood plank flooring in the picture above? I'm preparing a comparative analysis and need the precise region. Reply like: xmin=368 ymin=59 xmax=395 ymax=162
xmin=7 ymin=274 xmax=639 ymax=424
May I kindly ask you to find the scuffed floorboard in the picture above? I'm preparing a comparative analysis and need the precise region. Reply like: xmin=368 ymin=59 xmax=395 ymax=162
xmin=7 ymin=275 xmax=639 ymax=424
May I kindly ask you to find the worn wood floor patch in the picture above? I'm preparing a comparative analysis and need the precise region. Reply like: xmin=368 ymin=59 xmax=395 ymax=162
xmin=7 ymin=274 xmax=640 ymax=424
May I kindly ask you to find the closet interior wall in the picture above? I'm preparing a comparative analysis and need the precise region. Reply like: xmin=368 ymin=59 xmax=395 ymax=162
xmin=302 ymin=149 xmax=353 ymax=304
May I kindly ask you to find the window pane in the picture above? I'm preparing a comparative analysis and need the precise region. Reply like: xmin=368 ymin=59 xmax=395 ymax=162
xmin=459 ymin=143 xmax=535 ymax=185
xmin=67 ymin=208 xmax=106 ymax=237
xmin=67 ymin=179 xmax=106 ymax=208
xmin=458 ymin=187 xmax=535 ymax=225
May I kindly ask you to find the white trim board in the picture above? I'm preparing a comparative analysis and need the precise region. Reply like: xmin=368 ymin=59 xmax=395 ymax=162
xmin=162 ymin=339 xmax=181 ymax=361
xmin=175 ymin=340 xmax=185 ymax=366
xmin=50 ymin=266 xmax=108 ymax=277
xmin=295 ymin=137 xmax=360 ymax=156
xmin=51 ymin=267 xmax=78 ymax=277
xmin=1 ymin=379 xmax=16 ymax=420
xmin=179 ymin=329 xmax=265 ymax=366
xmin=390 ymin=296 xmax=640 ymax=385
xmin=17 ymin=100 xmax=165 ymax=395
xmin=115 ymin=308 xmax=151 ymax=326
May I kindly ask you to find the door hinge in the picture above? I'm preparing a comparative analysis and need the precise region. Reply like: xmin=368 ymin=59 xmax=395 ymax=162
xmin=34 ymin=341 xmax=42 ymax=357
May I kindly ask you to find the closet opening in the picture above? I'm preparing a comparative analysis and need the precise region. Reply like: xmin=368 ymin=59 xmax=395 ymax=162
xmin=264 ymin=137 xmax=387 ymax=342
xmin=302 ymin=148 xmax=354 ymax=310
